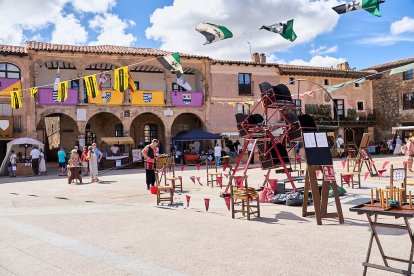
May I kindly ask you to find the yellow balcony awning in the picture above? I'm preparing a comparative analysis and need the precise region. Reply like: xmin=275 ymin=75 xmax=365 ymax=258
xmin=101 ymin=137 xmax=134 ymax=145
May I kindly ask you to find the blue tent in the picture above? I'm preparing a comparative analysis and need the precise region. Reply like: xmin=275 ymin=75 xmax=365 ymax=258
xmin=174 ymin=129 xmax=221 ymax=141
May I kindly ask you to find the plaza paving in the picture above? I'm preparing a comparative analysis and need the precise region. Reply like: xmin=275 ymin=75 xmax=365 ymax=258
xmin=0 ymin=155 xmax=412 ymax=275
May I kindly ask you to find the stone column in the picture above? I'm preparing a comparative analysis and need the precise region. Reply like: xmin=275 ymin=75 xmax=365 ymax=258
xmin=164 ymin=72 xmax=173 ymax=105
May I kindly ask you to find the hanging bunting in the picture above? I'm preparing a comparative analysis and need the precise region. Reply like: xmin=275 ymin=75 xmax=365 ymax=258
xmin=157 ymin=52 xmax=184 ymax=78
xmin=196 ymin=23 xmax=233 ymax=45
xmin=10 ymin=91 xmax=22 ymax=109
xmin=332 ymin=0 xmax=383 ymax=17
xmin=128 ymin=73 xmax=137 ymax=92
xmin=378 ymin=169 xmax=386 ymax=179
xmin=364 ymin=171 xmax=370 ymax=181
xmin=260 ymin=19 xmax=297 ymax=42
xmin=30 ymin=87 xmax=38 ymax=97
xmin=57 ymin=81 xmax=68 ymax=102
xmin=84 ymin=75 xmax=99 ymax=98
xmin=382 ymin=161 xmax=390 ymax=169
xmin=114 ymin=66 xmax=128 ymax=92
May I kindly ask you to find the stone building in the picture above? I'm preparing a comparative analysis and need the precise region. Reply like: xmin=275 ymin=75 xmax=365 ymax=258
xmin=367 ymin=57 xmax=414 ymax=142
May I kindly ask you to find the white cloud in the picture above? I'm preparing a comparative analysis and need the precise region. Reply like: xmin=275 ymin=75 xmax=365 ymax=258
xmin=359 ymin=35 xmax=414 ymax=46
xmin=88 ymin=13 xmax=136 ymax=46
xmin=51 ymin=14 xmax=88 ymax=44
xmin=309 ymin=45 xmax=338 ymax=55
xmin=71 ymin=0 xmax=116 ymax=13
xmin=268 ymin=54 xmax=346 ymax=67
xmin=145 ymin=0 xmax=341 ymax=61
xmin=391 ymin=16 xmax=414 ymax=35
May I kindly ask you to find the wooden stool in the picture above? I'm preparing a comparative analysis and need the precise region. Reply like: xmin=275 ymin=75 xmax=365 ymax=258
xmin=206 ymin=162 xmax=222 ymax=187
xmin=230 ymin=173 xmax=260 ymax=220
xmin=156 ymin=171 xmax=173 ymax=205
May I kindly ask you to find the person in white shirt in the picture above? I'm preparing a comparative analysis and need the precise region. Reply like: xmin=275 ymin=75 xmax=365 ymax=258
xmin=394 ymin=136 xmax=403 ymax=155
xmin=193 ymin=141 xmax=200 ymax=153
xmin=214 ymin=143 xmax=222 ymax=166
xmin=110 ymin=145 xmax=119 ymax=155
xmin=30 ymin=146 xmax=41 ymax=176
xmin=247 ymin=142 xmax=254 ymax=164
xmin=336 ymin=135 xmax=345 ymax=158
xmin=9 ymin=150 xmax=17 ymax=177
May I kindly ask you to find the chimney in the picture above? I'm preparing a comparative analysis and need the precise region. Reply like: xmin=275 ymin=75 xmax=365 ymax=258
xmin=251 ymin=52 xmax=260 ymax=63
xmin=336 ymin=62 xmax=350 ymax=70
xmin=259 ymin=53 xmax=266 ymax=64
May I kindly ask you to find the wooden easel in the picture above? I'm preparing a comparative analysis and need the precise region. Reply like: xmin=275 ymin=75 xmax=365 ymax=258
xmin=302 ymin=166 xmax=344 ymax=225
xmin=352 ymin=133 xmax=378 ymax=176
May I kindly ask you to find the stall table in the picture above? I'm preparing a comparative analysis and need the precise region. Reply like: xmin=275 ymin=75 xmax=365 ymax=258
xmin=184 ymin=154 xmax=200 ymax=165
xmin=350 ymin=201 xmax=414 ymax=275
xmin=102 ymin=156 xmax=132 ymax=169
xmin=16 ymin=162 xmax=33 ymax=176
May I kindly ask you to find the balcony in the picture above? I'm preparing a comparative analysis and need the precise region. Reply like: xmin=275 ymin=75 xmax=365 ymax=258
xmin=37 ymin=88 xmax=78 ymax=106
xmin=305 ymin=104 xmax=376 ymax=126
xmin=170 ymin=91 xmax=203 ymax=107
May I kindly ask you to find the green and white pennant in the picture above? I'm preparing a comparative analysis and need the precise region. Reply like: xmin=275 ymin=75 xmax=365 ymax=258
xmin=157 ymin=52 xmax=184 ymax=78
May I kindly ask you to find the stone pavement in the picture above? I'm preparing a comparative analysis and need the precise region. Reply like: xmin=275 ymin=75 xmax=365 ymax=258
xmin=0 ymin=155 xmax=412 ymax=275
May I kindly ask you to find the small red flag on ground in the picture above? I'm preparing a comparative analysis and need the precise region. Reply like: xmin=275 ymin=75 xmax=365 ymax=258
xmin=224 ymin=196 xmax=230 ymax=210
xmin=364 ymin=172 xmax=370 ymax=181
xmin=378 ymin=169 xmax=386 ymax=179
xmin=190 ymin=176 xmax=195 ymax=183
xmin=181 ymin=164 xmax=185 ymax=172
xmin=196 ymin=176 xmax=203 ymax=186
xmin=382 ymin=161 xmax=390 ymax=169
xmin=341 ymin=160 xmax=347 ymax=169
xmin=196 ymin=163 xmax=201 ymax=170
xmin=369 ymin=161 xmax=375 ymax=168
xmin=342 ymin=175 xmax=351 ymax=185
xmin=223 ymin=163 xmax=228 ymax=171
xmin=217 ymin=176 xmax=223 ymax=188
xmin=186 ymin=195 xmax=191 ymax=207
xmin=204 ymin=198 xmax=210 ymax=211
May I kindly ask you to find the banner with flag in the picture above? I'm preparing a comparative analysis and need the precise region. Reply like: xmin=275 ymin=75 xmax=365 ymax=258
xmin=88 ymin=89 xmax=124 ymax=105
xmin=52 ymin=68 xmax=60 ymax=102
xmin=128 ymin=73 xmax=137 ymax=92
xmin=30 ymin=87 xmax=38 ymax=97
xmin=177 ymin=76 xmax=192 ymax=91
xmin=131 ymin=90 xmax=165 ymax=106
xmin=0 ymin=78 xmax=22 ymax=96
xmin=57 ymin=81 xmax=68 ymax=102
xmin=195 ymin=23 xmax=233 ymax=44
xmin=332 ymin=0 xmax=383 ymax=17
xmin=10 ymin=91 xmax=22 ymax=109
xmin=114 ymin=66 xmax=128 ymax=92
xmin=99 ymin=70 xmax=108 ymax=91
xmin=260 ymin=19 xmax=297 ymax=42
xmin=157 ymin=52 xmax=184 ymax=78
xmin=84 ymin=75 xmax=98 ymax=98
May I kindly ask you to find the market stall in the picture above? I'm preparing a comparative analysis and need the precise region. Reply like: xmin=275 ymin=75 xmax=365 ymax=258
xmin=0 ymin=137 xmax=44 ymax=176
xmin=173 ymin=129 xmax=221 ymax=165
xmin=100 ymin=137 xmax=134 ymax=169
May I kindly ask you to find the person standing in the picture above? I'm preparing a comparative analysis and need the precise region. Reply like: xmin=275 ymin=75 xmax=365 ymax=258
xmin=193 ymin=140 xmax=201 ymax=153
xmin=39 ymin=149 xmax=46 ymax=175
xmin=247 ymin=141 xmax=254 ymax=164
xmin=336 ymin=135 xmax=345 ymax=158
xmin=57 ymin=147 xmax=66 ymax=176
xmin=214 ymin=143 xmax=222 ymax=167
xmin=142 ymin=139 xmax=159 ymax=190
xmin=92 ymin=143 xmax=103 ymax=170
xmin=81 ymin=146 xmax=89 ymax=176
xmin=30 ymin=146 xmax=40 ymax=176
xmin=9 ymin=150 xmax=17 ymax=177
xmin=406 ymin=137 xmax=414 ymax=172
xmin=394 ymin=136 xmax=403 ymax=155
xmin=87 ymin=146 xmax=99 ymax=182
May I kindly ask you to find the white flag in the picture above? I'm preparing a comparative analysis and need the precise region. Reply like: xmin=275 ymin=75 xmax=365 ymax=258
xmin=177 ymin=76 xmax=192 ymax=91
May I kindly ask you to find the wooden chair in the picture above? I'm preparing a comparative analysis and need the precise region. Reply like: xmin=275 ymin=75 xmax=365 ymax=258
xmin=206 ymin=161 xmax=221 ymax=187
xmin=165 ymin=163 xmax=182 ymax=191
xmin=392 ymin=164 xmax=409 ymax=202
xmin=230 ymin=172 xmax=260 ymax=220
xmin=340 ymin=157 xmax=361 ymax=189
xmin=156 ymin=168 xmax=173 ymax=205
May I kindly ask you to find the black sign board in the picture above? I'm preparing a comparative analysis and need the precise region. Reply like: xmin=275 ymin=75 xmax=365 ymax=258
xmin=303 ymin=132 xmax=333 ymax=166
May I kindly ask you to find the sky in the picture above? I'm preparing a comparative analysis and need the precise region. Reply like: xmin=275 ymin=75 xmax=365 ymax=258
xmin=0 ymin=0 xmax=413 ymax=70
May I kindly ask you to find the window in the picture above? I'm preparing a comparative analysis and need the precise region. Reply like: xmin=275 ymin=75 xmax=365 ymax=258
xmin=85 ymin=131 xmax=96 ymax=145
xmin=403 ymin=92 xmax=414 ymax=110
xmin=82 ymin=80 xmax=88 ymax=103
xmin=144 ymin=124 xmax=157 ymax=144
xmin=115 ymin=124 xmax=123 ymax=137
xmin=172 ymin=82 xmax=186 ymax=91
xmin=333 ymin=99 xmax=345 ymax=119
xmin=357 ymin=101 xmax=364 ymax=111
xmin=324 ymin=79 xmax=329 ymax=86
xmin=134 ymin=81 xmax=140 ymax=90
xmin=71 ymin=80 xmax=79 ymax=89
xmin=354 ymin=82 xmax=361 ymax=88
xmin=403 ymin=69 xmax=413 ymax=81
xmin=288 ymin=77 xmax=295 ymax=85
xmin=0 ymin=63 xmax=20 ymax=79
xmin=238 ymin=73 xmax=252 ymax=95
xmin=237 ymin=103 xmax=251 ymax=115
xmin=0 ymin=103 xmax=12 ymax=116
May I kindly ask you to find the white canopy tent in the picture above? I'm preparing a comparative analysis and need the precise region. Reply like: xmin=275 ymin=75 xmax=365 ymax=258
xmin=392 ymin=126 xmax=414 ymax=134
xmin=0 ymin=138 xmax=44 ymax=175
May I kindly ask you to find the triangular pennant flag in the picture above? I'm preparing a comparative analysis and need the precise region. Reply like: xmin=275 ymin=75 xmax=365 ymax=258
xmin=195 ymin=23 xmax=233 ymax=45
xmin=186 ymin=195 xmax=191 ymax=208
xmin=296 ymin=156 xmax=301 ymax=164
xmin=332 ymin=0 xmax=382 ymax=17
xmin=128 ymin=73 xmax=137 ymax=92
xmin=177 ymin=75 xmax=192 ymax=91
xmin=342 ymin=175 xmax=351 ymax=185
xmin=57 ymin=81 xmax=68 ymax=102
xmin=30 ymin=87 xmax=38 ymax=97
xmin=114 ymin=66 xmax=128 ymax=92
xmin=224 ymin=196 xmax=230 ymax=211
xmin=390 ymin=62 xmax=414 ymax=75
xmin=341 ymin=159 xmax=347 ymax=169
xmin=196 ymin=163 xmax=201 ymax=171
xmin=10 ymin=91 xmax=22 ymax=109
xmin=235 ymin=176 xmax=244 ymax=189
xmin=181 ymin=164 xmax=185 ymax=172
xmin=84 ymin=75 xmax=99 ymax=98
xmin=196 ymin=176 xmax=203 ymax=186
xmin=157 ymin=52 xmax=184 ymax=78
xmin=217 ymin=176 xmax=223 ymax=188
xmin=204 ymin=198 xmax=210 ymax=211
xmin=260 ymin=19 xmax=297 ymax=42
xmin=223 ymin=163 xmax=228 ymax=171
xmin=378 ymin=169 xmax=386 ymax=179
xmin=224 ymin=174 xmax=229 ymax=178
xmin=382 ymin=161 xmax=390 ymax=169
xmin=369 ymin=161 xmax=375 ymax=168
xmin=364 ymin=171 xmax=370 ymax=181
xmin=190 ymin=176 xmax=195 ymax=183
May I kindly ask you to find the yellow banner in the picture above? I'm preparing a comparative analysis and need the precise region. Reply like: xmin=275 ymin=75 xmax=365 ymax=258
xmin=88 ymin=89 xmax=124 ymax=105
xmin=0 ymin=80 xmax=22 ymax=97
xmin=128 ymin=73 xmax=137 ymax=92
xmin=84 ymin=75 xmax=99 ymax=98
xmin=57 ymin=81 xmax=68 ymax=102
xmin=131 ymin=90 xmax=165 ymax=106
xmin=10 ymin=91 xmax=22 ymax=109
xmin=114 ymin=66 xmax=128 ymax=92
xmin=30 ymin=87 xmax=38 ymax=97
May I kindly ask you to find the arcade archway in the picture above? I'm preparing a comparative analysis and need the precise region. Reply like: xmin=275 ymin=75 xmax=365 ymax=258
xmin=130 ymin=113 xmax=166 ymax=152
